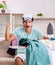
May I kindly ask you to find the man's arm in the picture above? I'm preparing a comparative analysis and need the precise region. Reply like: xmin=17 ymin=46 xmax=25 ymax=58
xmin=38 ymin=36 xmax=50 ymax=40
xmin=5 ymin=22 xmax=15 ymax=42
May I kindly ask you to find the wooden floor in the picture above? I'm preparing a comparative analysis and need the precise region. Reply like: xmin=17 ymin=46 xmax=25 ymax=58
xmin=0 ymin=40 xmax=15 ymax=65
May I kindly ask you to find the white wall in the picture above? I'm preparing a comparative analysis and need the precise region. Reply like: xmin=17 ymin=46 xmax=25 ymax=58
xmin=0 ymin=0 xmax=55 ymax=17
xmin=33 ymin=20 xmax=55 ymax=36
xmin=0 ymin=0 xmax=55 ymax=36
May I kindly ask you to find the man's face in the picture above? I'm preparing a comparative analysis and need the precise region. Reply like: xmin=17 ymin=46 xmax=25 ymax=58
xmin=23 ymin=19 xmax=33 ymax=29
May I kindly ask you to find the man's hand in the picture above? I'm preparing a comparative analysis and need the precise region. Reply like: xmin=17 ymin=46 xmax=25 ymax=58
xmin=43 ymin=36 xmax=50 ymax=40
xmin=6 ymin=22 xmax=10 ymax=30
xmin=5 ymin=22 xmax=11 ymax=42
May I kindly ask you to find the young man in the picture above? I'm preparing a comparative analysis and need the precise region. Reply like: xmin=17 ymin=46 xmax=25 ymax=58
xmin=5 ymin=14 xmax=49 ymax=65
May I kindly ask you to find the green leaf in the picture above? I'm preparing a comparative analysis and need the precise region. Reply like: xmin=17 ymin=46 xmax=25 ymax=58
xmin=37 ymin=13 xmax=43 ymax=16
xmin=0 ymin=3 xmax=4 ymax=8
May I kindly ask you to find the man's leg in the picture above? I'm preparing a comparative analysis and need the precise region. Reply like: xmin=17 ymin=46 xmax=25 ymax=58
xmin=15 ymin=57 xmax=25 ymax=65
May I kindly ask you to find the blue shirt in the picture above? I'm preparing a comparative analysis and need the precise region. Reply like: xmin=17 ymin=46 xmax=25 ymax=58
xmin=13 ymin=27 xmax=43 ymax=41
xmin=13 ymin=27 xmax=43 ymax=54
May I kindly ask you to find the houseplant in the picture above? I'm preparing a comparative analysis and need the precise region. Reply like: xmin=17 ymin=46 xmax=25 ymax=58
xmin=0 ymin=1 xmax=7 ymax=13
xmin=36 ymin=13 xmax=43 ymax=17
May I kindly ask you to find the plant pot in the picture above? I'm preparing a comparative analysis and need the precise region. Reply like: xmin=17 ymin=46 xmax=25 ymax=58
xmin=1 ymin=9 xmax=5 ymax=13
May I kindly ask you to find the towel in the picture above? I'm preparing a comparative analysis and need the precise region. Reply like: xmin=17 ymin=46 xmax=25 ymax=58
xmin=19 ymin=38 xmax=50 ymax=65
